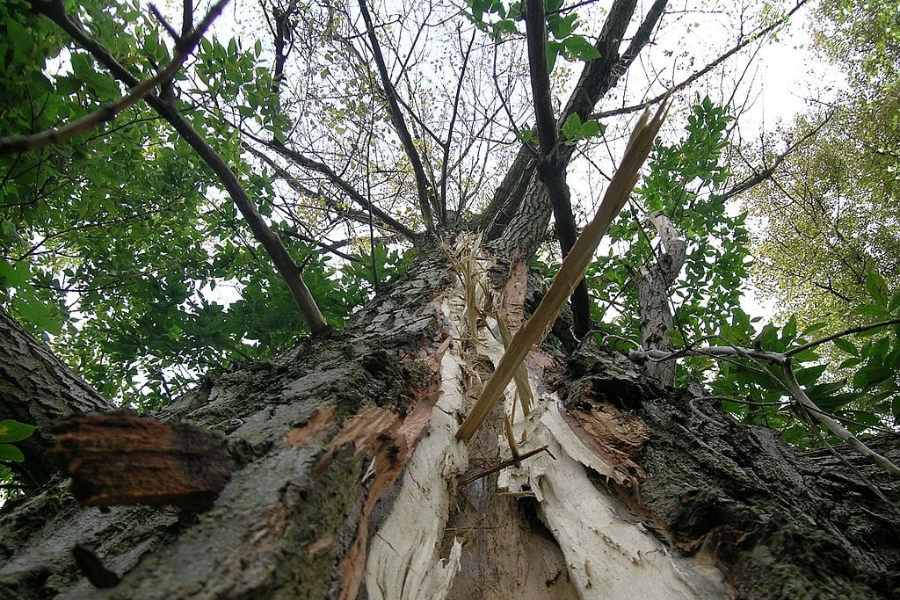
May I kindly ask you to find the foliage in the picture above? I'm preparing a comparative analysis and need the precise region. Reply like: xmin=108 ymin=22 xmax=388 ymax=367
xmin=0 ymin=0 xmax=894 ymax=448
xmin=584 ymin=96 xmax=747 ymax=350
xmin=746 ymin=99 xmax=900 ymax=332
xmin=746 ymin=0 xmax=900 ymax=333
xmin=709 ymin=271 xmax=900 ymax=447
xmin=0 ymin=419 xmax=36 ymax=501
xmin=0 ymin=0 xmax=416 ymax=409
xmin=462 ymin=0 xmax=600 ymax=69
xmin=0 ymin=419 xmax=35 ymax=464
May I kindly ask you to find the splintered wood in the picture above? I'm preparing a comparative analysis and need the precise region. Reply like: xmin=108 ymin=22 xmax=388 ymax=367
xmin=53 ymin=412 xmax=235 ymax=514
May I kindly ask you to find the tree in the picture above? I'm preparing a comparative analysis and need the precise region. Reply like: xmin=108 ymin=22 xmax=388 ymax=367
xmin=737 ymin=0 xmax=900 ymax=437
xmin=744 ymin=0 xmax=900 ymax=330
xmin=1 ymin=0 xmax=899 ymax=599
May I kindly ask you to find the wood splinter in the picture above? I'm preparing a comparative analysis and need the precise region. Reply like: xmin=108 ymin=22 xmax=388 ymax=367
xmin=459 ymin=445 xmax=553 ymax=486
xmin=53 ymin=412 xmax=236 ymax=515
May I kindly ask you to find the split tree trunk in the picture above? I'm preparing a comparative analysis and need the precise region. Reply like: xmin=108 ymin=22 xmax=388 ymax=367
xmin=1 ymin=243 xmax=898 ymax=600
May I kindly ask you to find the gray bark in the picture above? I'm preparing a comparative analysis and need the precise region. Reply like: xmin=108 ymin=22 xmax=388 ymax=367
xmin=1 ymin=247 xmax=898 ymax=600
xmin=636 ymin=213 xmax=687 ymax=386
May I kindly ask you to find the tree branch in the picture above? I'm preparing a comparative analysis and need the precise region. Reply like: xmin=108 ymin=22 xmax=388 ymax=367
xmin=0 ymin=0 xmax=227 ymax=157
xmin=721 ymin=111 xmax=831 ymax=201
xmin=630 ymin=341 xmax=900 ymax=480
xmin=356 ymin=0 xmax=436 ymax=231
xmin=523 ymin=0 xmax=592 ymax=338
xmin=592 ymin=0 xmax=813 ymax=122
xmin=252 ymin=139 xmax=418 ymax=240
xmin=32 ymin=0 xmax=329 ymax=334
xmin=786 ymin=318 xmax=900 ymax=358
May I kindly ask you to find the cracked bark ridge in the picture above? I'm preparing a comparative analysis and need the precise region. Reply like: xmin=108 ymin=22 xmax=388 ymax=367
xmin=560 ymin=342 xmax=900 ymax=599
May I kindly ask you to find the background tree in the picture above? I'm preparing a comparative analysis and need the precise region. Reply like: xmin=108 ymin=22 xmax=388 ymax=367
xmin=736 ymin=0 xmax=900 ymax=436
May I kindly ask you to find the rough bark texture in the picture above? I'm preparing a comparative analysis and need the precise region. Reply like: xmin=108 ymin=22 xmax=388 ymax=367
xmin=558 ymin=346 xmax=900 ymax=599
xmin=0 ymin=307 xmax=114 ymax=488
xmin=636 ymin=213 xmax=687 ymax=386
xmin=2 ymin=245 xmax=898 ymax=600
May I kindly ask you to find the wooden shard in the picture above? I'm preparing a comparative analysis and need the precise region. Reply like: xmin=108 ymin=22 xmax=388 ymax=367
xmin=53 ymin=412 xmax=235 ymax=513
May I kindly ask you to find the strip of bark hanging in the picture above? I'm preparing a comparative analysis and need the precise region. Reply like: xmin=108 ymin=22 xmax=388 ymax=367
xmin=457 ymin=96 xmax=669 ymax=441
xmin=32 ymin=0 xmax=329 ymax=335
xmin=53 ymin=413 xmax=235 ymax=514
xmin=357 ymin=0 xmax=438 ymax=231
xmin=523 ymin=0 xmax=592 ymax=338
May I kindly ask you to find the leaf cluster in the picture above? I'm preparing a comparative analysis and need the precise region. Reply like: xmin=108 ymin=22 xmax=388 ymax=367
xmin=462 ymin=0 xmax=600 ymax=69
xmin=584 ymin=96 xmax=745 ymax=347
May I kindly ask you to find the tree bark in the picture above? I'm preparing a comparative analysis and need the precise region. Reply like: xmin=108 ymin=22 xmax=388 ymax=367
xmin=1 ymin=246 xmax=898 ymax=600
xmin=636 ymin=213 xmax=687 ymax=386
xmin=0 ymin=307 xmax=114 ymax=488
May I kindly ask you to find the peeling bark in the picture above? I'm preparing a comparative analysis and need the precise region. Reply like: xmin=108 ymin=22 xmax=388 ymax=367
xmin=0 ymin=307 xmax=114 ymax=488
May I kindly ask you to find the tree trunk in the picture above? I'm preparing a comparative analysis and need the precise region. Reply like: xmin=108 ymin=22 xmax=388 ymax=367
xmin=0 ymin=307 xmax=114 ymax=488
xmin=1 ymin=244 xmax=899 ymax=600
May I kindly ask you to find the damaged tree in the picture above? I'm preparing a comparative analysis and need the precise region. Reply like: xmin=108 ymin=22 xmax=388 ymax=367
xmin=1 ymin=0 xmax=899 ymax=599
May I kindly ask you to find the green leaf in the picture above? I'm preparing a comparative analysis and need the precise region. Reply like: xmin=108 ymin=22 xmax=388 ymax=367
xmin=6 ymin=18 xmax=35 ymax=63
xmin=799 ymin=322 xmax=828 ymax=337
xmin=561 ymin=114 xmax=601 ymax=141
xmin=547 ymin=40 xmax=562 ymax=71
xmin=782 ymin=315 xmax=798 ymax=344
xmin=547 ymin=13 xmax=577 ymax=39
xmin=865 ymin=271 xmax=889 ymax=306
xmin=854 ymin=304 xmax=890 ymax=318
xmin=562 ymin=35 xmax=600 ymax=61
xmin=832 ymin=336 xmax=858 ymax=356
xmin=0 ymin=420 xmax=36 ymax=443
xmin=889 ymin=288 xmax=900 ymax=313
xmin=12 ymin=296 xmax=63 ymax=336
xmin=0 ymin=443 xmax=25 ymax=462
xmin=0 ymin=259 xmax=30 ymax=288
xmin=563 ymin=113 xmax=581 ymax=140
xmin=852 ymin=364 xmax=894 ymax=390
xmin=839 ymin=357 xmax=862 ymax=369
xmin=794 ymin=363 xmax=827 ymax=386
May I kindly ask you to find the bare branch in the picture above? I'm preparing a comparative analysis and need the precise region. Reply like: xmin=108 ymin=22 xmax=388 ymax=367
xmin=721 ymin=112 xmax=832 ymax=201
xmin=440 ymin=28 xmax=476 ymax=218
xmin=356 ymin=0 xmax=436 ymax=231
xmin=786 ymin=318 xmax=900 ymax=358
xmin=593 ymin=0 xmax=813 ymax=121
xmin=252 ymin=139 xmax=417 ymax=240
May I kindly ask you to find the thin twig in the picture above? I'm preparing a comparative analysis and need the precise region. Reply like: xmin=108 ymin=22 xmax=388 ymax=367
xmin=459 ymin=445 xmax=551 ymax=486
xmin=786 ymin=318 xmax=900 ymax=357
